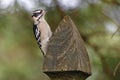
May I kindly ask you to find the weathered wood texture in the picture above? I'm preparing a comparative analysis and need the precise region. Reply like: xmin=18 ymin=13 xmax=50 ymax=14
xmin=46 ymin=72 xmax=87 ymax=80
xmin=43 ymin=16 xmax=91 ymax=80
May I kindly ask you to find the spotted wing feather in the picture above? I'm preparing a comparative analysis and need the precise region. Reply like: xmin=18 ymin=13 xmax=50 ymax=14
xmin=33 ymin=24 xmax=41 ymax=47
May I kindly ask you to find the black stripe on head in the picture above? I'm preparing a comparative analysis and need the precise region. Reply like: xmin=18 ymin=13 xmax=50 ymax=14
xmin=32 ymin=9 xmax=43 ymax=17
xmin=33 ymin=9 xmax=43 ymax=13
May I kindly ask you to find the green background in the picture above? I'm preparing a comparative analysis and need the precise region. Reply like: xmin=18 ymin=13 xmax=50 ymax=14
xmin=0 ymin=0 xmax=120 ymax=80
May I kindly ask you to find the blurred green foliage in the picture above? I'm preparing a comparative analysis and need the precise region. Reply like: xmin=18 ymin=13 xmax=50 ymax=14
xmin=0 ymin=0 xmax=120 ymax=80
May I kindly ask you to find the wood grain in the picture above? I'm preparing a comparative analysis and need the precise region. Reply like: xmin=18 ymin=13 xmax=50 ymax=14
xmin=43 ymin=15 xmax=91 ymax=79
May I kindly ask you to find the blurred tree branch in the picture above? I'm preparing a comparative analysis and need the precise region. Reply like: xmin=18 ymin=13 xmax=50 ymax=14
xmin=80 ymin=33 xmax=114 ymax=80
xmin=113 ymin=62 xmax=120 ymax=76
xmin=89 ymin=4 xmax=120 ymax=38
xmin=102 ymin=0 xmax=120 ymax=6
xmin=53 ymin=0 xmax=66 ymax=19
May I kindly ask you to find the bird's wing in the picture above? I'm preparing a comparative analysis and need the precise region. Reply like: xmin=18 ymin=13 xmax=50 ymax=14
xmin=33 ymin=24 xmax=41 ymax=45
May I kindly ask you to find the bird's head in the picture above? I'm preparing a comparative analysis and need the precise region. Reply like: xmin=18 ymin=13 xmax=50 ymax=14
xmin=32 ymin=9 xmax=47 ymax=25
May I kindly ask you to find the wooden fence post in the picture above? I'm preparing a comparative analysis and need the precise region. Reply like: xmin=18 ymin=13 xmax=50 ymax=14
xmin=43 ymin=16 xmax=91 ymax=80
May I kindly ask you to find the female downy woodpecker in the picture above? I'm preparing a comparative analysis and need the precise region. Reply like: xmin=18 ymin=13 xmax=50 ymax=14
xmin=32 ymin=9 xmax=52 ymax=56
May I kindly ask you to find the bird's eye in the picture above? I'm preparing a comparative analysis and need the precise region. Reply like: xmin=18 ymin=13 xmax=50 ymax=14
xmin=33 ymin=13 xmax=40 ymax=17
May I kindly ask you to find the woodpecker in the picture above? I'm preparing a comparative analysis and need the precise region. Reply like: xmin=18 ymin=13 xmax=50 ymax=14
xmin=32 ymin=9 xmax=52 ymax=56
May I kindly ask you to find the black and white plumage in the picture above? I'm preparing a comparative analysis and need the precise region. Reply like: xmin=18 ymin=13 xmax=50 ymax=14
xmin=32 ymin=9 xmax=52 ymax=56
xmin=33 ymin=24 xmax=41 ymax=47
